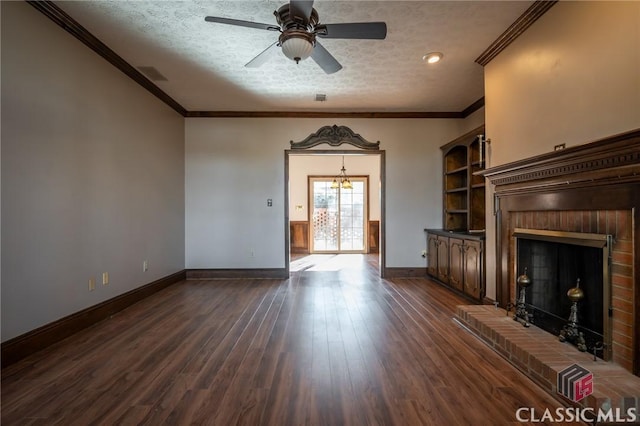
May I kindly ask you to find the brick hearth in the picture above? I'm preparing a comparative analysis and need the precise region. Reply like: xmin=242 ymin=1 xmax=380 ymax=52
xmin=457 ymin=305 xmax=640 ymax=412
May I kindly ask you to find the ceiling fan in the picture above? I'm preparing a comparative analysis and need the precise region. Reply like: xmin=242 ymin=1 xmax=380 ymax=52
xmin=205 ymin=0 xmax=387 ymax=74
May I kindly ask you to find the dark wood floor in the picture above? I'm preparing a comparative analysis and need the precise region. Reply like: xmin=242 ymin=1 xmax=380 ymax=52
xmin=2 ymin=255 xmax=565 ymax=425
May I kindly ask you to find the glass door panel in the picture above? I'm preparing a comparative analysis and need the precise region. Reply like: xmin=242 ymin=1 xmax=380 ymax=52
xmin=340 ymin=181 xmax=365 ymax=251
xmin=310 ymin=178 xmax=367 ymax=253
xmin=312 ymin=181 xmax=338 ymax=251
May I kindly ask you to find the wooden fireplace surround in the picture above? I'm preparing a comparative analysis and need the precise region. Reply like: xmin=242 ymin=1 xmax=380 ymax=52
xmin=482 ymin=128 xmax=640 ymax=375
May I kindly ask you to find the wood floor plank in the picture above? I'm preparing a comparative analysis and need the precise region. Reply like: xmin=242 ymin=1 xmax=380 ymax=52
xmin=2 ymin=255 xmax=574 ymax=425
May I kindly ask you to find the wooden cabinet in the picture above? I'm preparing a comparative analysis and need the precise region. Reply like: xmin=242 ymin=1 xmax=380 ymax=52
xmin=463 ymin=239 xmax=483 ymax=300
xmin=425 ymin=230 xmax=484 ymax=302
xmin=448 ymin=238 xmax=464 ymax=292
xmin=426 ymin=125 xmax=486 ymax=302
xmin=441 ymin=125 xmax=486 ymax=232
xmin=436 ymin=235 xmax=449 ymax=283
xmin=427 ymin=233 xmax=439 ymax=277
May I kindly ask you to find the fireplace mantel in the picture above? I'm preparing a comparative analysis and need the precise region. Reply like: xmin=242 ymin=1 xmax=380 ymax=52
xmin=480 ymin=128 xmax=640 ymax=375
xmin=481 ymin=128 xmax=640 ymax=194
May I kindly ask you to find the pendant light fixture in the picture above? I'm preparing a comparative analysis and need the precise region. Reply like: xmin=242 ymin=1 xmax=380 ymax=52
xmin=331 ymin=156 xmax=353 ymax=189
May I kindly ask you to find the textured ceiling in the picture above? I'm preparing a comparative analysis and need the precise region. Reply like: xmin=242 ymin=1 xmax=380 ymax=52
xmin=55 ymin=1 xmax=533 ymax=113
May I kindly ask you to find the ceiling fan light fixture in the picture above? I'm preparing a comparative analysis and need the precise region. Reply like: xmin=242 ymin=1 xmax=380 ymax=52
xmin=423 ymin=52 xmax=443 ymax=64
xmin=280 ymin=32 xmax=315 ymax=63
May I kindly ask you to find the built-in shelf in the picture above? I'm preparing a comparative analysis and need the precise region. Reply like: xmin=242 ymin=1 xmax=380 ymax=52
xmin=446 ymin=187 xmax=468 ymax=193
xmin=441 ymin=125 xmax=486 ymax=232
xmin=428 ymin=125 xmax=487 ymax=303
xmin=446 ymin=166 xmax=468 ymax=175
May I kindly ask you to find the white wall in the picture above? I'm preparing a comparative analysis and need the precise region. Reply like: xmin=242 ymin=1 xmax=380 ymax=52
xmin=185 ymin=118 xmax=474 ymax=269
xmin=483 ymin=1 xmax=640 ymax=299
xmin=1 ymin=2 xmax=185 ymax=341
xmin=0 ymin=2 xmax=488 ymax=342
xmin=289 ymin=155 xmax=381 ymax=222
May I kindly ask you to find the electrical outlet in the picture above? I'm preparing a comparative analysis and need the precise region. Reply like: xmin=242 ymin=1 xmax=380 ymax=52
xmin=250 ymin=249 xmax=255 ymax=258
xmin=89 ymin=278 xmax=95 ymax=291
xmin=102 ymin=272 xmax=109 ymax=285
xmin=143 ymin=260 xmax=148 ymax=272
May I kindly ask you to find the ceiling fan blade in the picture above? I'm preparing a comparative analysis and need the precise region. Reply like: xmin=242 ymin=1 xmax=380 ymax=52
xmin=289 ymin=0 xmax=314 ymax=22
xmin=317 ymin=22 xmax=387 ymax=39
xmin=245 ymin=42 xmax=279 ymax=68
xmin=311 ymin=41 xmax=342 ymax=74
xmin=205 ymin=16 xmax=280 ymax=32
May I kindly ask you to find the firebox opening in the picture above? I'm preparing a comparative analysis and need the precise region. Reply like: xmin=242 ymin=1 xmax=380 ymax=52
xmin=514 ymin=228 xmax=612 ymax=360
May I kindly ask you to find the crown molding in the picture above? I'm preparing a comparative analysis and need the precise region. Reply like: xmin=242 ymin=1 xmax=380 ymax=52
xmin=186 ymin=110 xmax=464 ymax=119
xmin=475 ymin=0 xmax=558 ymax=66
xmin=29 ymin=0 xmax=486 ymax=119
xmin=461 ymin=97 xmax=485 ymax=118
xmin=27 ymin=1 xmax=188 ymax=116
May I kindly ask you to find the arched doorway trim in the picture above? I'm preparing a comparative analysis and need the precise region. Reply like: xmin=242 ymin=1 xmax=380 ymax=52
xmin=290 ymin=125 xmax=381 ymax=150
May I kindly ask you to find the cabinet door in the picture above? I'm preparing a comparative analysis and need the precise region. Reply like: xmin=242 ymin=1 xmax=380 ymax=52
xmin=463 ymin=239 xmax=483 ymax=299
xmin=436 ymin=236 xmax=449 ymax=283
xmin=448 ymin=238 xmax=464 ymax=291
xmin=427 ymin=234 xmax=439 ymax=277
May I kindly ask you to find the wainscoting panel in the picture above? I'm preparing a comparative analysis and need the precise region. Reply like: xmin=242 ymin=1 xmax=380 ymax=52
xmin=290 ymin=221 xmax=309 ymax=254
xmin=290 ymin=220 xmax=380 ymax=254
xmin=369 ymin=220 xmax=380 ymax=253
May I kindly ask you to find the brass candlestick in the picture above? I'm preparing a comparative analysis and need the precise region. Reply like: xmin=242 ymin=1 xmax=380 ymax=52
xmin=514 ymin=267 xmax=532 ymax=327
xmin=559 ymin=278 xmax=587 ymax=352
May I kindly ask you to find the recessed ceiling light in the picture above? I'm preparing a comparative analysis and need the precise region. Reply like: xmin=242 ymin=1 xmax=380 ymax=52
xmin=422 ymin=52 xmax=443 ymax=64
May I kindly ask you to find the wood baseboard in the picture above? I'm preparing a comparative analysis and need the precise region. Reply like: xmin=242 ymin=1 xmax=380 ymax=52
xmin=483 ymin=296 xmax=496 ymax=306
xmin=186 ymin=268 xmax=289 ymax=280
xmin=1 ymin=270 xmax=186 ymax=368
xmin=383 ymin=267 xmax=427 ymax=278
xmin=290 ymin=249 xmax=310 ymax=254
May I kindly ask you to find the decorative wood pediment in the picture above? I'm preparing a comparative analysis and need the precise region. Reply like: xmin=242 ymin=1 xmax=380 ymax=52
xmin=290 ymin=125 xmax=380 ymax=150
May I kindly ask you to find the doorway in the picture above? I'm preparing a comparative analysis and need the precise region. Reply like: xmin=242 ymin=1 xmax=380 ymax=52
xmin=310 ymin=177 xmax=368 ymax=253
xmin=285 ymin=150 xmax=385 ymax=277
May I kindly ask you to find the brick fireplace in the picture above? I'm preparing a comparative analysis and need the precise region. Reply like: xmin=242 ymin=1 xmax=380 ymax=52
xmin=482 ymin=128 xmax=640 ymax=376
xmin=456 ymin=130 xmax=640 ymax=413
xmin=510 ymin=210 xmax=633 ymax=371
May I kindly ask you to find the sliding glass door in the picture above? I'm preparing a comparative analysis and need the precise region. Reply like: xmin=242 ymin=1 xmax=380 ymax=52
xmin=310 ymin=177 xmax=367 ymax=253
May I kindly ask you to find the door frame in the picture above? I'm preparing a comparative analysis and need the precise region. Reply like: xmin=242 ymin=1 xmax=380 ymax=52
xmin=285 ymin=149 xmax=386 ymax=277
xmin=308 ymin=175 xmax=369 ymax=254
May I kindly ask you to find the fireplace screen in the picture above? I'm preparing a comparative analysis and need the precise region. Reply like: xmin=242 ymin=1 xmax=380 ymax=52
xmin=514 ymin=229 xmax=612 ymax=360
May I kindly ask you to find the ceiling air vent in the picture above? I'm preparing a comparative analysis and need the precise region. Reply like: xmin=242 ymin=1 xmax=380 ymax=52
xmin=137 ymin=66 xmax=168 ymax=82
xmin=315 ymin=94 xmax=327 ymax=102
